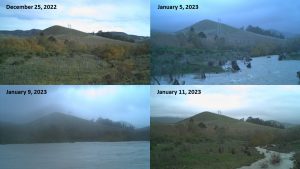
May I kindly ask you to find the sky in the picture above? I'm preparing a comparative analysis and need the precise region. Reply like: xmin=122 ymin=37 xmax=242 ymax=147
xmin=151 ymin=0 xmax=300 ymax=34
xmin=0 ymin=0 xmax=150 ymax=36
xmin=0 ymin=85 xmax=150 ymax=128
xmin=151 ymin=85 xmax=300 ymax=124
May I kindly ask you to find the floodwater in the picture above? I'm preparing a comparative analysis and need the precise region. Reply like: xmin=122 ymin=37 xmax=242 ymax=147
xmin=0 ymin=141 xmax=149 ymax=169
xmin=237 ymin=147 xmax=294 ymax=169
xmin=155 ymin=55 xmax=300 ymax=85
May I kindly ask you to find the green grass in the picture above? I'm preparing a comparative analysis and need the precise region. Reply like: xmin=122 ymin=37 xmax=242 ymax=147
xmin=150 ymin=112 xmax=285 ymax=169
xmin=151 ymin=140 xmax=263 ymax=169
xmin=0 ymin=54 xmax=149 ymax=84
xmin=0 ymin=35 xmax=149 ymax=84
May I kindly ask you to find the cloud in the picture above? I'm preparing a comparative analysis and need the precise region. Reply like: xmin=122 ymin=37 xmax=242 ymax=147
xmin=0 ymin=0 xmax=150 ymax=35
xmin=151 ymin=85 xmax=300 ymax=124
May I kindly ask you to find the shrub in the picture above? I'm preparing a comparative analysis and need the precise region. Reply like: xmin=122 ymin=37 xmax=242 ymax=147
xmin=93 ymin=45 xmax=126 ymax=60
xmin=24 ymin=55 xmax=32 ymax=60
xmin=294 ymin=152 xmax=300 ymax=169
xmin=231 ymin=148 xmax=236 ymax=154
xmin=133 ymin=43 xmax=149 ymax=56
xmin=218 ymin=146 xmax=224 ymax=154
xmin=198 ymin=122 xmax=207 ymax=128
xmin=270 ymin=153 xmax=281 ymax=165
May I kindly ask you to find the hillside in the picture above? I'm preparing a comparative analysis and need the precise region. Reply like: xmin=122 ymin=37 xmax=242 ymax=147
xmin=0 ymin=112 xmax=149 ymax=144
xmin=0 ymin=25 xmax=150 ymax=84
xmin=151 ymin=19 xmax=288 ymax=79
xmin=42 ymin=25 xmax=87 ymax=36
xmin=151 ymin=112 xmax=300 ymax=169
xmin=152 ymin=19 xmax=284 ymax=48
xmin=96 ymin=31 xmax=149 ymax=43
xmin=0 ymin=25 xmax=133 ymax=47
xmin=41 ymin=25 xmax=132 ymax=47
xmin=151 ymin=116 xmax=184 ymax=124
xmin=152 ymin=111 xmax=281 ymax=144
xmin=150 ymin=111 xmax=283 ymax=169
xmin=0 ymin=29 xmax=41 ymax=37
xmin=181 ymin=112 xmax=280 ymax=138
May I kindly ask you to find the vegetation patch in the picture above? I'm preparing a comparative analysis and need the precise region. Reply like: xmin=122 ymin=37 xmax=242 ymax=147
xmin=0 ymin=27 xmax=150 ymax=84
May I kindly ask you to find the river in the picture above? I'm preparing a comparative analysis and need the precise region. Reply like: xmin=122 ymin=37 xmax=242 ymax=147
xmin=0 ymin=141 xmax=149 ymax=169
xmin=237 ymin=147 xmax=294 ymax=169
xmin=154 ymin=55 xmax=300 ymax=85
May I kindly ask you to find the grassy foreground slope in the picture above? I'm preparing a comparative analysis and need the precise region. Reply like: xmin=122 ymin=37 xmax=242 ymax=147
xmin=0 ymin=25 xmax=149 ymax=84
xmin=151 ymin=112 xmax=283 ymax=169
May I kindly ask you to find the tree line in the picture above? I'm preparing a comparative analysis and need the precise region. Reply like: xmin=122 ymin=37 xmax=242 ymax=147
xmin=244 ymin=25 xmax=285 ymax=39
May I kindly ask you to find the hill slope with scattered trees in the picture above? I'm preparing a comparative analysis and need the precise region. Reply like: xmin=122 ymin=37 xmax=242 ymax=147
xmin=0 ymin=112 xmax=149 ymax=144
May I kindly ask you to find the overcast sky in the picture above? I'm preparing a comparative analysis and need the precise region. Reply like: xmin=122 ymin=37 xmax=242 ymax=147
xmin=151 ymin=85 xmax=300 ymax=124
xmin=152 ymin=0 xmax=300 ymax=34
xmin=0 ymin=85 xmax=150 ymax=128
xmin=0 ymin=0 xmax=150 ymax=36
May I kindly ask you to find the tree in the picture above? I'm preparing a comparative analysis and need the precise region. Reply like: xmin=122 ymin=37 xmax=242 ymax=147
xmin=246 ymin=25 xmax=285 ymax=39
xmin=198 ymin=122 xmax=207 ymax=128
xmin=246 ymin=116 xmax=284 ymax=129
xmin=198 ymin=32 xmax=207 ymax=38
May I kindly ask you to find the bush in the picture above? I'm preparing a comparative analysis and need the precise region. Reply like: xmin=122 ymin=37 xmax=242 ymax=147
xmin=93 ymin=45 xmax=126 ymax=60
xmin=270 ymin=153 xmax=281 ymax=165
xmin=294 ymin=152 xmax=300 ymax=169
xmin=198 ymin=122 xmax=207 ymax=128
xmin=231 ymin=148 xmax=236 ymax=155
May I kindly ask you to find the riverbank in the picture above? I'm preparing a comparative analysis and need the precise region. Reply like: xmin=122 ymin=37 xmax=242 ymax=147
xmin=237 ymin=147 xmax=294 ymax=169
xmin=152 ymin=55 xmax=300 ymax=85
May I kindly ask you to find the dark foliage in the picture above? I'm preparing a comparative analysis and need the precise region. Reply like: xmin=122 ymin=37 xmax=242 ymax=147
xmin=0 ymin=113 xmax=149 ymax=144
xmin=198 ymin=122 xmax=207 ymax=128
xmin=246 ymin=25 xmax=285 ymax=39
xmin=96 ymin=31 xmax=135 ymax=43
xmin=198 ymin=32 xmax=207 ymax=38
xmin=246 ymin=117 xmax=285 ymax=129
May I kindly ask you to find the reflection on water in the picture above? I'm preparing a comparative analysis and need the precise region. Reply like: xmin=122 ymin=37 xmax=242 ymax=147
xmin=0 ymin=141 xmax=149 ymax=169
xmin=156 ymin=55 xmax=300 ymax=85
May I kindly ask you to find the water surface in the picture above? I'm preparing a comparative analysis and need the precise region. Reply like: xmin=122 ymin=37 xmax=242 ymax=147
xmin=237 ymin=147 xmax=294 ymax=169
xmin=155 ymin=55 xmax=300 ymax=85
xmin=0 ymin=141 xmax=149 ymax=169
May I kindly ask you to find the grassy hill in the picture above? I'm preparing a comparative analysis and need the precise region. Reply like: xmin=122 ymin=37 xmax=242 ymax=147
xmin=0 ymin=25 xmax=149 ymax=84
xmin=0 ymin=112 xmax=149 ymax=144
xmin=153 ymin=112 xmax=281 ymax=143
xmin=42 ymin=25 xmax=132 ymax=47
xmin=178 ymin=19 xmax=283 ymax=47
xmin=152 ymin=19 xmax=283 ymax=48
xmin=96 ymin=31 xmax=148 ymax=43
xmin=151 ymin=112 xmax=285 ymax=169
xmin=151 ymin=19 xmax=287 ymax=78
xmin=151 ymin=116 xmax=184 ymax=124
xmin=0 ymin=29 xmax=41 ymax=37
xmin=42 ymin=25 xmax=87 ymax=36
